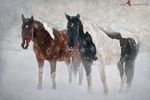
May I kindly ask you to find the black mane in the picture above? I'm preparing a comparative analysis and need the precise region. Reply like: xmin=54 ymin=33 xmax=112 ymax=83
xmin=78 ymin=20 xmax=84 ymax=38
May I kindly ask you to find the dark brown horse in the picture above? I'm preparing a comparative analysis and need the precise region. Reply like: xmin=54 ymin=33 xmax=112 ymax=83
xmin=21 ymin=14 xmax=82 ymax=89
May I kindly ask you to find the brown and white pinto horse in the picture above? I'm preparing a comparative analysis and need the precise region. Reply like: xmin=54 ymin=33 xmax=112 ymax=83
xmin=21 ymin=15 xmax=82 ymax=89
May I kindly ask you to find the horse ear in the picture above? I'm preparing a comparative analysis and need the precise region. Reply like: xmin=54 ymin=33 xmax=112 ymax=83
xmin=65 ymin=13 xmax=70 ymax=20
xmin=76 ymin=13 xmax=80 ymax=19
xmin=22 ymin=14 xmax=25 ymax=22
xmin=85 ymin=32 xmax=88 ymax=34
xmin=30 ymin=15 xmax=34 ymax=22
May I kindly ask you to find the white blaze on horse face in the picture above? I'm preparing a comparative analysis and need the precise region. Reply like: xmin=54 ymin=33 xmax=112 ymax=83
xmin=71 ymin=23 xmax=74 ymax=28
xmin=43 ymin=23 xmax=54 ymax=39
xmin=26 ymin=25 xmax=29 ymax=28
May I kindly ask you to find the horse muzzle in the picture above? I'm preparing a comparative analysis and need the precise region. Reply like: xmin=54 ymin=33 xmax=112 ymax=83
xmin=21 ymin=33 xmax=32 ymax=49
xmin=21 ymin=41 xmax=29 ymax=49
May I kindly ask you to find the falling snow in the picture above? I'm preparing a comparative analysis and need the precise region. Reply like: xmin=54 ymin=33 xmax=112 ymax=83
xmin=0 ymin=0 xmax=150 ymax=100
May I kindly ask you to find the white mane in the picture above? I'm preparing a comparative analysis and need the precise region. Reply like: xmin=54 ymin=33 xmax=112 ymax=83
xmin=43 ymin=22 xmax=55 ymax=39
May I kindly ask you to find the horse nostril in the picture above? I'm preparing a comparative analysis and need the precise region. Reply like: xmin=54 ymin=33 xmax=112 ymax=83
xmin=21 ymin=41 xmax=29 ymax=49
xmin=24 ymin=44 xmax=29 ymax=49
xmin=21 ymin=42 xmax=25 ymax=49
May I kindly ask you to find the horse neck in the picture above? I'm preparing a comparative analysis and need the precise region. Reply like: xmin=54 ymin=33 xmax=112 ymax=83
xmin=79 ymin=21 xmax=84 ymax=38
xmin=32 ymin=21 xmax=53 ymax=44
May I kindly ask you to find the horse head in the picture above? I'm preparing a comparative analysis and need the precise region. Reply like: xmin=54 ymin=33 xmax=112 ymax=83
xmin=21 ymin=14 xmax=34 ymax=49
xmin=65 ymin=13 xmax=81 ymax=48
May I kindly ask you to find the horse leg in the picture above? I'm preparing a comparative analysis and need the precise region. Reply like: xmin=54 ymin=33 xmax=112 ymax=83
xmin=49 ymin=61 xmax=57 ymax=89
xmin=98 ymin=55 xmax=108 ymax=94
xmin=77 ymin=64 xmax=83 ymax=85
xmin=82 ymin=61 xmax=92 ymax=92
xmin=117 ymin=57 xmax=125 ymax=92
xmin=34 ymin=46 xmax=45 ymax=89
xmin=37 ymin=59 xmax=44 ymax=89
xmin=73 ymin=55 xmax=83 ymax=85
xmin=125 ymin=60 xmax=135 ymax=91
xmin=65 ymin=59 xmax=72 ymax=84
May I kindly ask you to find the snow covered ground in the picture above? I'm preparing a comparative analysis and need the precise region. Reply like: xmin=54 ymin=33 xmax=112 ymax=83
xmin=0 ymin=0 xmax=150 ymax=100
xmin=0 ymin=48 xmax=150 ymax=100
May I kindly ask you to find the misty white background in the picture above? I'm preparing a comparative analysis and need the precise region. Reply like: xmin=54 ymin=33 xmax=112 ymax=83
xmin=0 ymin=0 xmax=150 ymax=100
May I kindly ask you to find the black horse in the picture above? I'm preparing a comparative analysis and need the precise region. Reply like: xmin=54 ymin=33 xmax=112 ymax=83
xmin=100 ymin=28 xmax=140 ymax=92
xmin=65 ymin=13 xmax=98 ymax=92
xmin=65 ymin=13 xmax=97 ymax=61
xmin=65 ymin=13 xmax=81 ymax=48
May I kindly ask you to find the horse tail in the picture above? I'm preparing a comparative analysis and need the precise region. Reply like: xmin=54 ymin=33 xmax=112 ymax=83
xmin=100 ymin=28 xmax=110 ymax=35
xmin=136 ymin=39 xmax=140 ymax=55
xmin=134 ymin=34 xmax=140 ymax=58
xmin=128 ymin=31 xmax=141 ymax=56
xmin=100 ymin=28 xmax=121 ymax=40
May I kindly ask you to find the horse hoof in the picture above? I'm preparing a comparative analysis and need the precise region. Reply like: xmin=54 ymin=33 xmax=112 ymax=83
xmin=37 ymin=84 xmax=42 ymax=89
xmin=52 ymin=84 xmax=57 ymax=89
xmin=79 ymin=83 xmax=82 ymax=85
xmin=69 ymin=80 xmax=72 ymax=84
xmin=124 ymin=89 xmax=129 ymax=93
xmin=52 ymin=87 xmax=56 ymax=89
xmin=124 ymin=86 xmax=130 ymax=93
xmin=88 ymin=87 xmax=92 ymax=93
xmin=104 ymin=89 xmax=108 ymax=95
xmin=78 ymin=81 xmax=82 ymax=85
xmin=119 ymin=89 xmax=123 ymax=93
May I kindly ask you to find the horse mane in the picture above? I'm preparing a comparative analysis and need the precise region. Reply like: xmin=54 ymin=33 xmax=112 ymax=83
xmin=34 ymin=20 xmax=44 ymax=28
xmin=33 ymin=20 xmax=54 ymax=40
xmin=78 ymin=19 xmax=84 ymax=37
